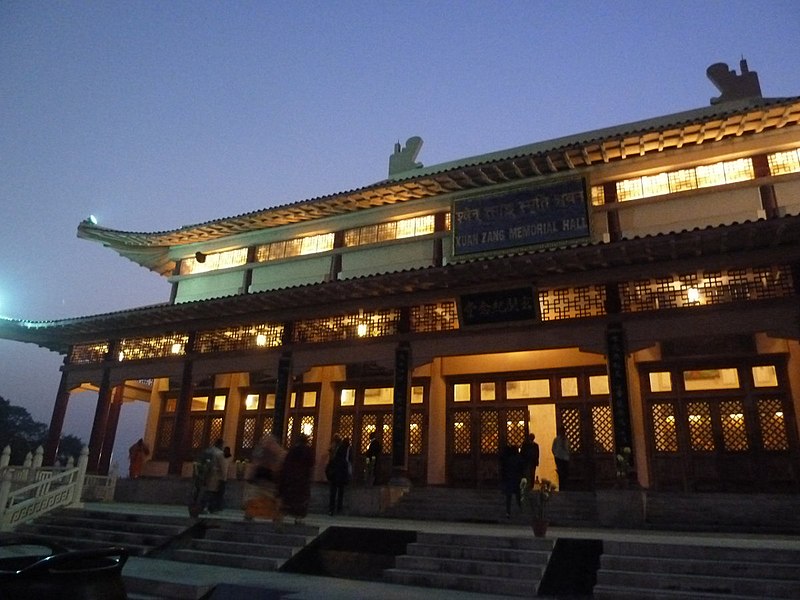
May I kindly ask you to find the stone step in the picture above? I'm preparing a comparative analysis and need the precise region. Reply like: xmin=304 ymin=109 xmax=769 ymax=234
xmin=34 ymin=514 xmax=186 ymax=535
xmin=5 ymin=530 xmax=151 ymax=556
xmin=13 ymin=524 xmax=167 ymax=554
xmin=596 ymin=569 xmax=800 ymax=599
xmin=592 ymin=584 xmax=769 ymax=600
xmin=383 ymin=568 xmax=538 ymax=597
xmin=171 ymin=548 xmax=282 ymax=571
xmin=416 ymin=531 xmax=553 ymax=551
xmin=395 ymin=554 xmax=545 ymax=580
xmin=602 ymin=540 xmax=800 ymax=564
xmin=601 ymin=554 xmax=800 ymax=580
xmin=409 ymin=542 xmax=550 ymax=564
xmin=123 ymin=575 xmax=211 ymax=600
xmin=190 ymin=538 xmax=295 ymax=559
xmin=202 ymin=527 xmax=311 ymax=547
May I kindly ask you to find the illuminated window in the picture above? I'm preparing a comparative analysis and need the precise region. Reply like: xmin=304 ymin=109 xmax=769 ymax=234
xmin=752 ymin=365 xmax=778 ymax=387
xmin=589 ymin=375 xmax=610 ymax=396
xmin=768 ymin=148 xmax=800 ymax=175
xmin=302 ymin=390 xmax=317 ymax=407
xmin=410 ymin=386 xmax=424 ymax=404
xmin=560 ymin=377 xmax=578 ymax=397
xmin=667 ymin=168 xmax=698 ymax=193
xmin=191 ymin=396 xmax=209 ymax=411
xmin=255 ymin=233 xmax=334 ymax=262
xmin=683 ymin=368 xmax=739 ymax=391
xmin=364 ymin=387 xmax=393 ymax=405
xmin=340 ymin=389 xmax=355 ymax=406
xmin=720 ymin=400 xmax=748 ymax=452
xmin=244 ymin=394 xmax=259 ymax=411
xmin=181 ymin=247 xmax=248 ymax=275
xmin=640 ymin=173 xmax=670 ymax=197
xmin=590 ymin=186 xmax=605 ymax=206
xmin=212 ymin=395 xmax=226 ymax=411
xmin=616 ymin=178 xmax=644 ymax=201
xmin=480 ymin=382 xmax=496 ymax=401
xmin=722 ymin=158 xmax=755 ymax=183
xmin=264 ymin=394 xmax=275 ymax=409
xmin=506 ymin=379 xmax=550 ymax=399
xmin=652 ymin=403 xmax=678 ymax=452
xmin=343 ymin=214 xmax=436 ymax=247
xmin=649 ymin=372 xmax=672 ymax=392
xmin=453 ymin=383 xmax=471 ymax=402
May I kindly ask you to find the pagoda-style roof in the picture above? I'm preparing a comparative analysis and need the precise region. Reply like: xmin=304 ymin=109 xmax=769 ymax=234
xmin=77 ymin=96 xmax=800 ymax=276
xmin=9 ymin=213 xmax=800 ymax=353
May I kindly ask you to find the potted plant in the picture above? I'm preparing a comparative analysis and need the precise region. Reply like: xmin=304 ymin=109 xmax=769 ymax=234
xmin=521 ymin=477 xmax=557 ymax=537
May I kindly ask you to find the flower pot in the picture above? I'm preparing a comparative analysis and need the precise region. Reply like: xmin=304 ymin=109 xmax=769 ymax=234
xmin=532 ymin=519 xmax=548 ymax=537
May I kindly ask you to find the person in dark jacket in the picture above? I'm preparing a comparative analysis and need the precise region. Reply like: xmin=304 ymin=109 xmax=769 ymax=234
xmin=327 ymin=436 xmax=352 ymax=515
xmin=520 ymin=433 xmax=540 ymax=488
xmin=499 ymin=444 xmax=524 ymax=518
xmin=278 ymin=434 xmax=315 ymax=524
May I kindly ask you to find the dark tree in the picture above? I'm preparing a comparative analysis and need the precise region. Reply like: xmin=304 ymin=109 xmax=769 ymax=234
xmin=0 ymin=396 xmax=85 ymax=465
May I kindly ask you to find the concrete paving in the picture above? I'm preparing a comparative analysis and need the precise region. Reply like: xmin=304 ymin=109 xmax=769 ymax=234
xmin=84 ymin=501 xmax=800 ymax=599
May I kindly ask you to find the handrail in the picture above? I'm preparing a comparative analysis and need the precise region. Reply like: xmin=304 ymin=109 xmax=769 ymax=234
xmin=0 ymin=447 xmax=89 ymax=532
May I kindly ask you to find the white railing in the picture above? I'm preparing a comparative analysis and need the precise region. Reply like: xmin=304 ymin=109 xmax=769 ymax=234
xmin=0 ymin=446 xmax=93 ymax=531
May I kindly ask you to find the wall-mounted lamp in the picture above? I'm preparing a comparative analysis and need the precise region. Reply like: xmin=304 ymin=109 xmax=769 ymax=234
xmin=195 ymin=251 xmax=206 ymax=263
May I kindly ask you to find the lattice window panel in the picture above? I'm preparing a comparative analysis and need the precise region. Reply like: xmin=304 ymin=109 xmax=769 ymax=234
xmin=758 ymin=399 xmax=790 ymax=451
xmin=686 ymin=402 xmax=715 ymax=452
xmin=286 ymin=416 xmax=294 ymax=448
xmin=409 ymin=412 xmax=423 ymax=455
xmin=381 ymin=420 xmax=393 ymax=454
xmin=592 ymin=405 xmax=614 ymax=453
xmin=651 ymin=403 xmax=678 ymax=452
xmin=720 ymin=400 xmax=749 ymax=452
xmin=261 ymin=417 xmax=274 ymax=440
xmin=506 ymin=408 xmax=527 ymax=448
xmin=411 ymin=301 xmax=459 ymax=332
xmin=335 ymin=414 xmax=354 ymax=444
xmin=293 ymin=309 xmax=400 ymax=343
xmin=157 ymin=419 xmax=174 ymax=452
xmin=190 ymin=418 xmax=205 ymax=451
xmin=620 ymin=266 xmax=794 ymax=313
xmin=480 ymin=411 xmax=499 ymax=455
xmin=69 ymin=342 xmax=109 ymax=364
xmin=361 ymin=414 xmax=378 ymax=453
xmin=452 ymin=410 xmax=471 ymax=454
xmin=539 ymin=285 xmax=607 ymax=321
xmin=196 ymin=323 xmax=283 ymax=353
xmin=560 ymin=408 xmax=582 ymax=453
xmin=209 ymin=417 xmax=223 ymax=444
xmin=242 ymin=417 xmax=256 ymax=449
xmin=119 ymin=334 xmax=190 ymax=361
xmin=300 ymin=415 xmax=315 ymax=446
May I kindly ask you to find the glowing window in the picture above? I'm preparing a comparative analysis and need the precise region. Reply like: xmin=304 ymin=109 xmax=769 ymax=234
xmin=364 ymin=387 xmax=393 ymax=405
xmin=480 ymin=382 xmax=496 ymax=401
xmin=722 ymin=158 xmax=755 ymax=183
xmin=560 ymin=377 xmax=579 ymax=397
xmin=589 ymin=375 xmax=610 ymax=396
xmin=343 ymin=214 xmax=436 ymax=247
xmin=302 ymin=390 xmax=317 ymax=407
xmin=695 ymin=162 xmax=727 ymax=188
xmin=165 ymin=398 xmax=177 ymax=413
xmin=649 ymin=372 xmax=672 ymax=392
xmin=255 ymin=233 xmax=334 ymax=262
xmin=191 ymin=396 xmax=209 ymax=411
xmin=590 ymin=186 xmax=605 ymax=206
xmin=453 ymin=383 xmax=471 ymax=402
xmin=616 ymin=178 xmax=644 ymax=201
xmin=212 ymin=395 xmax=226 ymax=411
xmin=683 ymin=368 xmax=740 ymax=391
xmin=667 ymin=168 xmax=698 ymax=193
xmin=181 ymin=248 xmax=248 ymax=275
xmin=264 ymin=394 xmax=276 ymax=409
xmin=340 ymin=389 xmax=355 ymax=407
xmin=752 ymin=365 xmax=778 ymax=387
xmin=411 ymin=385 xmax=424 ymax=404
xmin=640 ymin=172 xmax=670 ymax=198
xmin=506 ymin=379 xmax=550 ymax=399
xmin=768 ymin=148 xmax=800 ymax=175
xmin=244 ymin=394 xmax=259 ymax=411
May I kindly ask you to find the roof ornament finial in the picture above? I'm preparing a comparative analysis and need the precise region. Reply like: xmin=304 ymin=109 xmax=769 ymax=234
xmin=388 ymin=136 xmax=424 ymax=177
xmin=706 ymin=58 xmax=762 ymax=105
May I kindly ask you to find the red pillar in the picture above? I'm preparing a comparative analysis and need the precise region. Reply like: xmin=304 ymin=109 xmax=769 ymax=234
xmin=98 ymin=385 xmax=125 ymax=475
xmin=44 ymin=358 xmax=71 ymax=465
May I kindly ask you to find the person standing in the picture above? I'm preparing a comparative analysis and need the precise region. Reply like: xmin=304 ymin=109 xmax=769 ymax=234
xmin=204 ymin=438 xmax=228 ymax=513
xmin=520 ymin=433 xmax=540 ymax=488
xmin=552 ymin=432 xmax=571 ymax=490
xmin=244 ymin=434 xmax=287 ymax=521
xmin=499 ymin=444 xmax=524 ymax=518
xmin=278 ymin=433 xmax=315 ymax=524
xmin=128 ymin=438 xmax=150 ymax=479
xmin=328 ymin=436 xmax=352 ymax=515
xmin=364 ymin=430 xmax=381 ymax=485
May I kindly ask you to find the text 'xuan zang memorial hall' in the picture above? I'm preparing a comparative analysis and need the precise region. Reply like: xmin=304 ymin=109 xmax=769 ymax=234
xmin=3 ymin=60 xmax=800 ymax=496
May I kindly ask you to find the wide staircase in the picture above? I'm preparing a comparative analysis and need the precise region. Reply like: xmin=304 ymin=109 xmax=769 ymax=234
xmin=384 ymin=531 xmax=553 ymax=597
xmin=382 ymin=485 xmax=597 ymax=526
xmin=12 ymin=507 xmax=190 ymax=556
xmin=594 ymin=539 xmax=800 ymax=600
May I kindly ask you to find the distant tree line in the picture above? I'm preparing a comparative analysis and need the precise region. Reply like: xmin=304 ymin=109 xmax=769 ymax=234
xmin=0 ymin=396 xmax=85 ymax=465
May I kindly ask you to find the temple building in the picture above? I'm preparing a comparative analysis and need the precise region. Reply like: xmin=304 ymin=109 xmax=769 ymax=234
xmin=2 ymin=60 xmax=799 ymax=493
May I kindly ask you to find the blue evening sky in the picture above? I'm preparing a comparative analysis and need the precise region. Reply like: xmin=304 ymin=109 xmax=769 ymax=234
xmin=1 ymin=1 xmax=798 ymax=469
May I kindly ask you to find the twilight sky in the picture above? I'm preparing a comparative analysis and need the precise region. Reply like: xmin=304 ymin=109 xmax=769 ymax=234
xmin=1 ymin=1 xmax=799 ymax=470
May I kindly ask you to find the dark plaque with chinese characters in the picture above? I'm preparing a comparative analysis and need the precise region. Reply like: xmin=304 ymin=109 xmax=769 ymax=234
xmin=452 ymin=178 xmax=589 ymax=256
xmin=460 ymin=287 xmax=537 ymax=326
